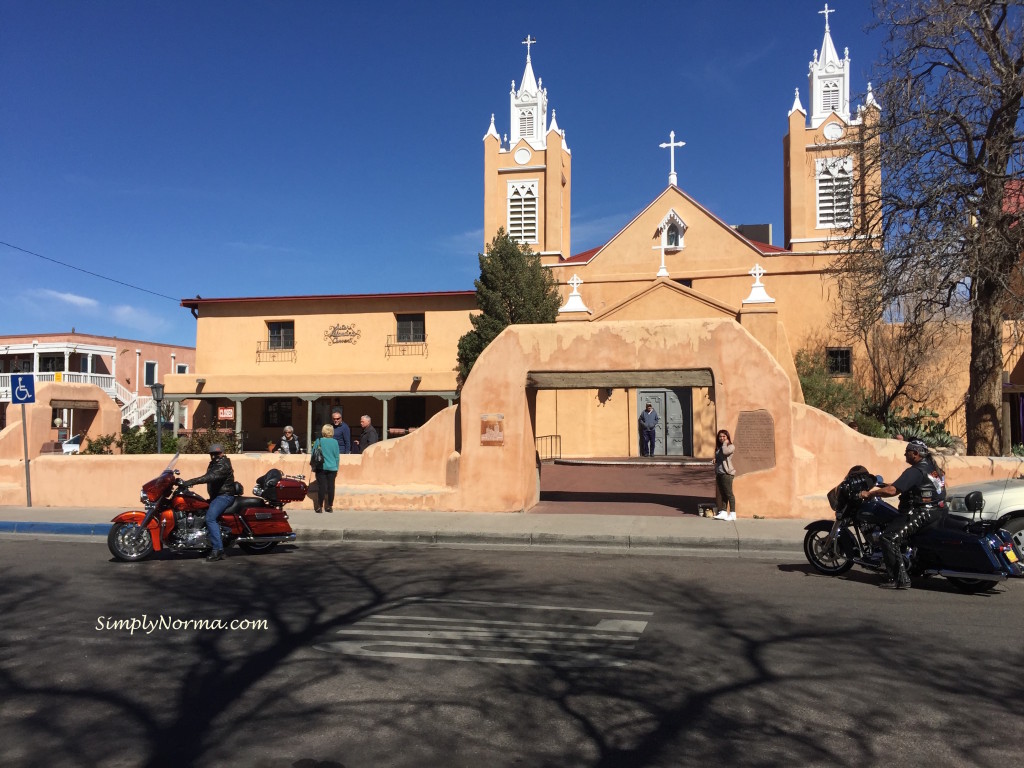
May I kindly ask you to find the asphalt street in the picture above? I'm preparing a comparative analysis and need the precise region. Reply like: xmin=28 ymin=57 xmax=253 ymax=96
xmin=2 ymin=538 xmax=1023 ymax=768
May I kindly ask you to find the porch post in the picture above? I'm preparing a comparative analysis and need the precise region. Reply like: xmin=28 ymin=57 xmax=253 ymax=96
xmin=234 ymin=398 xmax=246 ymax=450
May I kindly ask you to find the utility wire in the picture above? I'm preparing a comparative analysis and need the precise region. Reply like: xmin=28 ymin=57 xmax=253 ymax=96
xmin=1 ymin=240 xmax=179 ymax=302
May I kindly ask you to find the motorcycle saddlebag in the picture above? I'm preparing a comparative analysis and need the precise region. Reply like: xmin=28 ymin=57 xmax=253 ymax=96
xmin=241 ymin=506 xmax=292 ymax=535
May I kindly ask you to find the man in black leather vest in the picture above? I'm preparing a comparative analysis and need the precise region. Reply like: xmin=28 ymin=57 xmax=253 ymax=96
xmin=859 ymin=440 xmax=944 ymax=589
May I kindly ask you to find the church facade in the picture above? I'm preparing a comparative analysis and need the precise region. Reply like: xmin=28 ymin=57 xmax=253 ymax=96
xmin=156 ymin=10 xmax=1015 ymax=459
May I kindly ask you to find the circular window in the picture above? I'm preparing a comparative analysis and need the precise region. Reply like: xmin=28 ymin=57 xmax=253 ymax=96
xmin=823 ymin=122 xmax=844 ymax=141
xmin=514 ymin=147 xmax=532 ymax=165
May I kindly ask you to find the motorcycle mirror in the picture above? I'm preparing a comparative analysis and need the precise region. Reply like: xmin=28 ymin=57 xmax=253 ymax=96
xmin=875 ymin=475 xmax=884 ymax=486
xmin=964 ymin=490 xmax=985 ymax=513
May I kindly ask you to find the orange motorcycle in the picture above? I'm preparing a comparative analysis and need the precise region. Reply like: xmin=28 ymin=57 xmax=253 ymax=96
xmin=108 ymin=455 xmax=304 ymax=561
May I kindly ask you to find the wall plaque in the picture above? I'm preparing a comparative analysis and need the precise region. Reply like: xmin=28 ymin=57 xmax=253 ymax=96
xmin=480 ymin=414 xmax=505 ymax=446
xmin=732 ymin=409 xmax=775 ymax=475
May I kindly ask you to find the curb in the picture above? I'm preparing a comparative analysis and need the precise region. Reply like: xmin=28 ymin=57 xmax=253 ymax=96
xmin=0 ymin=521 xmax=113 ymax=536
xmin=0 ymin=521 xmax=805 ymax=556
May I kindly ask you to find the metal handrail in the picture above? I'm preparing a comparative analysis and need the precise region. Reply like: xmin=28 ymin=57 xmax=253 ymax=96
xmin=535 ymin=434 xmax=562 ymax=461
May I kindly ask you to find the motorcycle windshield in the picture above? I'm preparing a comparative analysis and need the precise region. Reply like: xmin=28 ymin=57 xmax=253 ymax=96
xmin=163 ymin=452 xmax=180 ymax=473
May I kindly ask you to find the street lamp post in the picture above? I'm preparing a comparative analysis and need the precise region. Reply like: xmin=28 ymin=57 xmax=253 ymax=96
xmin=150 ymin=383 xmax=165 ymax=454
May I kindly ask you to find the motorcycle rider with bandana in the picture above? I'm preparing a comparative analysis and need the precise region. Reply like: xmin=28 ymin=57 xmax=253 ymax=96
xmin=181 ymin=443 xmax=235 ymax=562
xmin=858 ymin=439 xmax=946 ymax=589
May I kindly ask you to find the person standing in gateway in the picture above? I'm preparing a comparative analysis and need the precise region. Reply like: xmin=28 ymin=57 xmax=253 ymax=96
xmin=714 ymin=429 xmax=737 ymax=521
xmin=638 ymin=402 xmax=660 ymax=457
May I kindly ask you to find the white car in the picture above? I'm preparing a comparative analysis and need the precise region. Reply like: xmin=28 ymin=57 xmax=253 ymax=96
xmin=946 ymin=478 xmax=1024 ymax=551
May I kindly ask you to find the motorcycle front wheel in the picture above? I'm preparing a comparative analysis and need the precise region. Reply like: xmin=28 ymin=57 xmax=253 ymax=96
xmin=803 ymin=524 xmax=855 ymax=575
xmin=108 ymin=522 xmax=154 ymax=562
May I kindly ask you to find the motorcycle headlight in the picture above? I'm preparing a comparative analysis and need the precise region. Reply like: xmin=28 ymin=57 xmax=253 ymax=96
xmin=140 ymin=490 xmax=148 ymax=503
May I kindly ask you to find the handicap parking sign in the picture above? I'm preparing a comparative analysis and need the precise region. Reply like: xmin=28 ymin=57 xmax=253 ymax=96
xmin=12 ymin=374 xmax=35 ymax=404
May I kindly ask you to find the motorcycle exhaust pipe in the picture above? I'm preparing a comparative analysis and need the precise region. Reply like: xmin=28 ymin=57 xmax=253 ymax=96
xmin=237 ymin=534 xmax=297 ymax=543
xmin=926 ymin=569 xmax=1006 ymax=582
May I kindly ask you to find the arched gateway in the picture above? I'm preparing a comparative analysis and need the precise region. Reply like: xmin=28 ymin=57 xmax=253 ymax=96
xmin=453 ymin=318 xmax=797 ymax=514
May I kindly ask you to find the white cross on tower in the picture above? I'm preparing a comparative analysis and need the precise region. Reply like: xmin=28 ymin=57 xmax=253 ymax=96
xmin=659 ymin=130 xmax=686 ymax=187
xmin=819 ymin=3 xmax=834 ymax=32
xmin=567 ymin=273 xmax=583 ymax=295
xmin=522 ymin=34 xmax=536 ymax=59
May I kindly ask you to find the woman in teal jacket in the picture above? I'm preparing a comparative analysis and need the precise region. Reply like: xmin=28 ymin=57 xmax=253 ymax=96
xmin=312 ymin=423 xmax=341 ymax=512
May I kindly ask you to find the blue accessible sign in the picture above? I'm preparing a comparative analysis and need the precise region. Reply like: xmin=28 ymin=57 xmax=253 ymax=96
xmin=12 ymin=374 xmax=36 ymax=404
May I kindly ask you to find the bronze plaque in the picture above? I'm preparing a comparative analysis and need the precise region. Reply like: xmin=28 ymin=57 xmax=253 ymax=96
xmin=480 ymin=414 xmax=505 ymax=446
xmin=732 ymin=410 xmax=775 ymax=475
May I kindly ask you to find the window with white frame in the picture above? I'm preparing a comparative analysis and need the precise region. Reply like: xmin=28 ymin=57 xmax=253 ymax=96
xmin=816 ymin=157 xmax=853 ymax=228
xmin=176 ymin=363 xmax=189 ymax=374
xmin=821 ymin=81 xmax=840 ymax=113
xmin=507 ymin=181 xmax=538 ymax=244
xmin=144 ymin=361 xmax=157 ymax=387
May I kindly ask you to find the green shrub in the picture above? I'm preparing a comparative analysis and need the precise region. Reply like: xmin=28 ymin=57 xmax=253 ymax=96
xmin=82 ymin=433 xmax=117 ymax=455
xmin=178 ymin=425 xmax=239 ymax=454
xmin=795 ymin=348 xmax=865 ymax=423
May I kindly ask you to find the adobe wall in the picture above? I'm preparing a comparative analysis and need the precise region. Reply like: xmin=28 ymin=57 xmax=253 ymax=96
xmin=0 ymin=382 xmax=122 ymax=461
xmin=2 ymin=320 xmax=1022 ymax=514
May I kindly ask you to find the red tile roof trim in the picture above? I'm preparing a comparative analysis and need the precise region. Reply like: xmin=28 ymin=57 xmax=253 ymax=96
xmin=180 ymin=289 xmax=476 ymax=308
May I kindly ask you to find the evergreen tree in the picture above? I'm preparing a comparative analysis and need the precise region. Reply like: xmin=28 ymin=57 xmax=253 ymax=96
xmin=457 ymin=229 xmax=561 ymax=383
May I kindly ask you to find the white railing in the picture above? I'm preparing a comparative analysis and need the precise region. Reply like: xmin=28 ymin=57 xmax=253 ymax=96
xmin=0 ymin=372 xmax=118 ymax=399
xmin=114 ymin=381 xmax=134 ymax=405
xmin=122 ymin=395 xmax=155 ymax=427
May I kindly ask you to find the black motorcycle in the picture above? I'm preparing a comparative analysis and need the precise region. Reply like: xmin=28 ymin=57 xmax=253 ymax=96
xmin=803 ymin=471 xmax=1024 ymax=593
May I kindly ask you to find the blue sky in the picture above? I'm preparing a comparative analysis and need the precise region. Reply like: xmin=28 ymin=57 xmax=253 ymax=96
xmin=1 ymin=1 xmax=883 ymax=348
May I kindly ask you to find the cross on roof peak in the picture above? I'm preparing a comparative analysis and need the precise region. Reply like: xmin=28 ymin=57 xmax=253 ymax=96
xmin=522 ymin=35 xmax=536 ymax=59
xmin=819 ymin=3 xmax=834 ymax=32
xmin=659 ymin=130 xmax=686 ymax=186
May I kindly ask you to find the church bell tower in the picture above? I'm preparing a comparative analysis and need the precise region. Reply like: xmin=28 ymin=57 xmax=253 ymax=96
xmin=783 ymin=4 xmax=879 ymax=253
xmin=483 ymin=36 xmax=572 ymax=262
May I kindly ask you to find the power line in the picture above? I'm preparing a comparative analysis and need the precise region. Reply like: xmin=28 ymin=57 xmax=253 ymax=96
xmin=0 ymin=240 xmax=179 ymax=302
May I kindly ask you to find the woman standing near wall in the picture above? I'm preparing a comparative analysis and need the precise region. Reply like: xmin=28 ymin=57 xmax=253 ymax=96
xmin=313 ymin=424 xmax=341 ymax=513
xmin=715 ymin=429 xmax=736 ymax=520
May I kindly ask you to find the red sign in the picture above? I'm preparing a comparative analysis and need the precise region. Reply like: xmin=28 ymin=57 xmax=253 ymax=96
xmin=218 ymin=406 xmax=235 ymax=421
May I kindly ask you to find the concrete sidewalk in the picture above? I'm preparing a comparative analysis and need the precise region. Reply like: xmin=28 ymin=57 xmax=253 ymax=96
xmin=0 ymin=505 xmax=816 ymax=557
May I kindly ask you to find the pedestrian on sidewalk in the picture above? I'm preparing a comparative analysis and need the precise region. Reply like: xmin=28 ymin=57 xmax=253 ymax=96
xmin=638 ymin=402 xmax=659 ymax=456
xmin=312 ymin=424 xmax=341 ymax=513
xmin=714 ymin=429 xmax=736 ymax=520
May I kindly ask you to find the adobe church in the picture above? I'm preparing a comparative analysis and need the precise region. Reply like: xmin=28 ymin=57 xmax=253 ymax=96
xmin=486 ymin=14 xmax=877 ymax=459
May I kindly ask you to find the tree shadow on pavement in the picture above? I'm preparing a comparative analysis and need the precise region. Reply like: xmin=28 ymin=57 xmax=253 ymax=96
xmin=1 ymin=545 xmax=1021 ymax=767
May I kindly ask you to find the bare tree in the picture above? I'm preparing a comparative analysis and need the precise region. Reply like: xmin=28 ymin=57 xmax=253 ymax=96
xmin=834 ymin=0 xmax=1024 ymax=455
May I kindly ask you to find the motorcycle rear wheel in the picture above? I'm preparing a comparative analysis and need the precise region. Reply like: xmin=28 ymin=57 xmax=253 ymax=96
xmin=803 ymin=526 xmax=855 ymax=575
xmin=946 ymin=576 xmax=995 ymax=594
xmin=237 ymin=541 xmax=278 ymax=554
xmin=108 ymin=522 xmax=154 ymax=562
